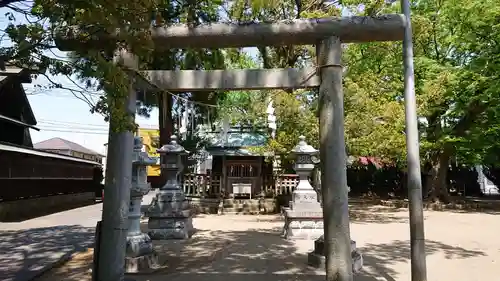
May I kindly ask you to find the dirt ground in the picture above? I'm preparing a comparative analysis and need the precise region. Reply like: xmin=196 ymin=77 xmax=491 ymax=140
xmin=34 ymin=205 xmax=499 ymax=281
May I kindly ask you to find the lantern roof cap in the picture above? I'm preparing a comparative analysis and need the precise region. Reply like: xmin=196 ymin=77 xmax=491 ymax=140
xmin=291 ymin=135 xmax=318 ymax=154
xmin=157 ymin=135 xmax=189 ymax=154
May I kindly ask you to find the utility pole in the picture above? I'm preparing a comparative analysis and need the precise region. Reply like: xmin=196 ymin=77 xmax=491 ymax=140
xmin=401 ymin=1 xmax=428 ymax=280
xmin=99 ymin=50 xmax=138 ymax=281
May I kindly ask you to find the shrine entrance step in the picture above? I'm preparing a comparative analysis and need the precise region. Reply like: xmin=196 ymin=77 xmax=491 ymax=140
xmin=187 ymin=198 xmax=279 ymax=215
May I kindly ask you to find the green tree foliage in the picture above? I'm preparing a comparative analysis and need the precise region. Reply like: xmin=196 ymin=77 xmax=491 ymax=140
xmin=222 ymin=0 xmax=407 ymax=163
xmin=412 ymin=0 xmax=500 ymax=201
xmin=340 ymin=0 xmax=500 ymax=201
xmin=220 ymin=0 xmax=339 ymax=157
xmin=219 ymin=0 xmax=500 ymax=201
xmin=67 ymin=0 xmax=228 ymax=140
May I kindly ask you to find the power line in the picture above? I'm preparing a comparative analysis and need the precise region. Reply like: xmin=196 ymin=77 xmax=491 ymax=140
xmin=36 ymin=128 xmax=109 ymax=135
xmin=27 ymin=91 xmax=102 ymax=98
xmin=38 ymin=125 xmax=109 ymax=132
xmin=37 ymin=124 xmax=108 ymax=131
xmin=27 ymin=79 xmax=221 ymax=109
xmin=38 ymin=119 xmax=158 ymax=129
xmin=36 ymin=126 xmax=160 ymax=135
xmin=38 ymin=119 xmax=109 ymax=128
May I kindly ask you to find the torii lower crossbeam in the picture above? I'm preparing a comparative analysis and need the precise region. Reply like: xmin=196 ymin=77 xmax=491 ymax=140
xmin=141 ymin=67 xmax=320 ymax=91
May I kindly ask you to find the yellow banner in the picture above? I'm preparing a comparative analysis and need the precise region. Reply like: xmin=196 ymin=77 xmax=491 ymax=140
xmin=137 ymin=128 xmax=161 ymax=177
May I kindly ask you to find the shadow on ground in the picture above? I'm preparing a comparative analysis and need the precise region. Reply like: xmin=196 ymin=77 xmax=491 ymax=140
xmin=162 ymin=273 xmax=380 ymax=281
xmin=32 ymin=220 xmax=489 ymax=281
xmin=0 ymin=200 xmax=99 ymax=223
xmin=134 ymin=227 xmax=487 ymax=281
xmin=0 ymin=225 xmax=94 ymax=281
xmin=349 ymin=203 xmax=409 ymax=224
xmin=351 ymin=196 xmax=500 ymax=215
xmin=348 ymin=197 xmax=500 ymax=224
xmin=360 ymin=239 xmax=486 ymax=281
xmin=443 ymin=197 xmax=500 ymax=215
xmin=132 ymin=226 xmax=385 ymax=281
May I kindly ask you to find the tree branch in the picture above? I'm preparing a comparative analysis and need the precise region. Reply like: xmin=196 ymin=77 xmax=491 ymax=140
xmin=451 ymin=100 xmax=488 ymax=137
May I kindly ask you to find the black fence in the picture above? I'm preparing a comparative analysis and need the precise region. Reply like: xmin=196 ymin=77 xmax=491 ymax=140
xmin=347 ymin=165 xmax=484 ymax=199
xmin=0 ymin=147 xmax=103 ymax=201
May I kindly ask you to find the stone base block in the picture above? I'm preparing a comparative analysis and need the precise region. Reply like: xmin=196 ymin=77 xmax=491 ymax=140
xmin=307 ymin=238 xmax=363 ymax=273
xmin=148 ymin=227 xmax=195 ymax=239
xmin=155 ymin=191 xmax=187 ymax=202
xmin=282 ymin=208 xmax=323 ymax=240
xmin=126 ymin=233 xmax=154 ymax=257
xmin=282 ymin=208 xmax=323 ymax=219
xmin=147 ymin=200 xmax=191 ymax=214
xmin=307 ymin=250 xmax=363 ymax=273
xmin=125 ymin=251 xmax=160 ymax=273
xmin=148 ymin=217 xmax=194 ymax=240
xmin=313 ymin=238 xmax=357 ymax=255
xmin=285 ymin=227 xmax=323 ymax=240
xmin=148 ymin=216 xmax=193 ymax=229
xmin=147 ymin=209 xmax=192 ymax=218
xmin=282 ymin=218 xmax=324 ymax=240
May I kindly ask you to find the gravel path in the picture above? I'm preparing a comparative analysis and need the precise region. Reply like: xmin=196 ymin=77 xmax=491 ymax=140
xmin=20 ymin=203 xmax=500 ymax=281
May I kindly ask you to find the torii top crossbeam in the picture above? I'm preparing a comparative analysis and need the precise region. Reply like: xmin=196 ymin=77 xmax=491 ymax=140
xmin=55 ymin=15 xmax=405 ymax=51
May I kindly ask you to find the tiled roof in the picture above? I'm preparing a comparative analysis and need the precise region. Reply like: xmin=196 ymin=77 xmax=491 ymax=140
xmin=204 ymin=131 xmax=268 ymax=148
xmin=34 ymin=137 xmax=103 ymax=156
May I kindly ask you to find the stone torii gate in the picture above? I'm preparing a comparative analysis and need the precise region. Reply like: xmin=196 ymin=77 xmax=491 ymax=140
xmin=56 ymin=14 xmax=413 ymax=281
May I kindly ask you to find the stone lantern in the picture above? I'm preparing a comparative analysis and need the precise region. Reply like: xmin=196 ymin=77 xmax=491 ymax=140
xmin=125 ymin=137 xmax=158 ymax=272
xmin=282 ymin=136 xmax=323 ymax=240
xmin=147 ymin=135 xmax=194 ymax=239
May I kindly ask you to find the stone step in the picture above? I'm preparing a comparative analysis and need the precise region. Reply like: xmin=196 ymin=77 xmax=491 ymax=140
xmin=222 ymin=203 xmax=261 ymax=209
xmin=221 ymin=206 xmax=262 ymax=213
xmin=222 ymin=199 xmax=262 ymax=205
xmin=184 ymin=198 xmax=278 ymax=215
xmin=221 ymin=210 xmax=261 ymax=215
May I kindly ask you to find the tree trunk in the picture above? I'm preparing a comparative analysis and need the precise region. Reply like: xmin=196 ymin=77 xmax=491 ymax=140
xmin=427 ymin=150 xmax=452 ymax=203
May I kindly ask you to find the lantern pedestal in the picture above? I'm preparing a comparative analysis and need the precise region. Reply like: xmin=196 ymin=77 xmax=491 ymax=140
xmin=307 ymin=236 xmax=364 ymax=273
xmin=282 ymin=136 xmax=323 ymax=240
xmin=146 ymin=136 xmax=194 ymax=240
xmin=125 ymin=137 xmax=159 ymax=273
xmin=282 ymin=190 xmax=324 ymax=240
xmin=147 ymin=191 xmax=194 ymax=239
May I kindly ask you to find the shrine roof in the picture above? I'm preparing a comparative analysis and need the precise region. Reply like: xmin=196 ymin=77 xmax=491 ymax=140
xmin=204 ymin=131 xmax=267 ymax=149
